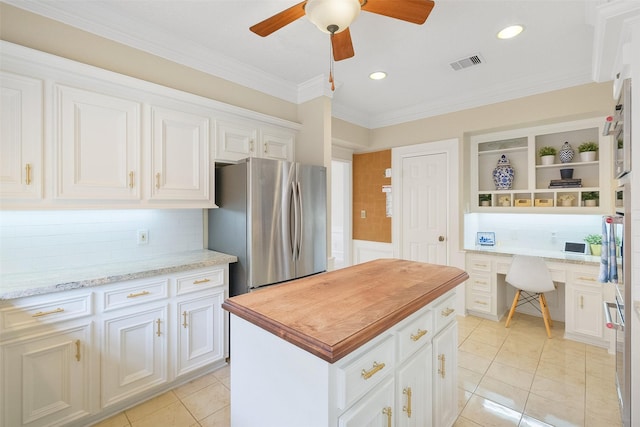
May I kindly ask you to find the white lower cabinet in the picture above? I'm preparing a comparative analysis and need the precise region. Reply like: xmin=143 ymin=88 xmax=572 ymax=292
xmin=396 ymin=345 xmax=432 ymax=427
xmin=102 ymin=305 xmax=169 ymax=407
xmin=1 ymin=322 xmax=93 ymax=427
xmin=565 ymin=269 xmax=606 ymax=345
xmin=339 ymin=377 xmax=395 ymax=427
xmin=0 ymin=264 xmax=230 ymax=427
xmin=433 ymin=322 xmax=458 ymax=427
xmin=175 ymin=291 xmax=225 ymax=377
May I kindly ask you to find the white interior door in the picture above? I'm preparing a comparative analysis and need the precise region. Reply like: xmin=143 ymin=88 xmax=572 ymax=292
xmin=401 ymin=153 xmax=448 ymax=264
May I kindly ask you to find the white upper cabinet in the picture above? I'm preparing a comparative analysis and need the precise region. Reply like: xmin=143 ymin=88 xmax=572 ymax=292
xmin=216 ymin=119 xmax=258 ymax=163
xmin=0 ymin=41 xmax=300 ymax=209
xmin=216 ymin=119 xmax=295 ymax=163
xmin=149 ymin=105 xmax=212 ymax=203
xmin=0 ymin=71 xmax=43 ymax=201
xmin=55 ymin=84 xmax=141 ymax=201
xmin=261 ymin=126 xmax=295 ymax=162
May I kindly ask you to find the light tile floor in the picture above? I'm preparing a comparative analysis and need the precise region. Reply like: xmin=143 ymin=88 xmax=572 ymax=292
xmin=94 ymin=313 xmax=621 ymax=427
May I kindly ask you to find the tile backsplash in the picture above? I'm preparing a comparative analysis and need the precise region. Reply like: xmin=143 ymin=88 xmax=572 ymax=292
xmin=464 ymin=213 xmax=604 ymax=252
xmin=0 ymin=210 xmax=204 ymax=275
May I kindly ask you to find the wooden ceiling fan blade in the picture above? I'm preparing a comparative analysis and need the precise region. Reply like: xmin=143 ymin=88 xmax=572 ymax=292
xmin=332 ymin=29 xmax=355 ymax=61
xmin=250 ymin=1 xmax=307 ymax=37
xmin=361 ymin=0 xmax=435 ymax=25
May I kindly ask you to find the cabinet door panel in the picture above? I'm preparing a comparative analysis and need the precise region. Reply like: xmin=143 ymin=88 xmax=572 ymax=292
xmin=2 ymin=324 xmax=91 ymax=427
xmin=176 ymin=291 xmax=225 ymax=377
xmin=55 ymin=85 xmax=140 ymax=200
xmin=150 ymin=106 xmax=210 ymax=201
xmin=0 ymin=72 xmax=43 ymax=200
xmin=433 ymin=322 xmax=457 ymax=427
xmin=216 ymin=120 xmax=257 ymax=162
xmin=567 ymin=284 xmax=603 ymax=339
xmin=261 ymin=128 xmax=294 ymax=161
xmin=102 ymin=306 xmax=167 ymax=407
xmin=397 ymin=345 xmax=432 ymax=427
xmin=338 ymin=377 xmax=394 ymax=427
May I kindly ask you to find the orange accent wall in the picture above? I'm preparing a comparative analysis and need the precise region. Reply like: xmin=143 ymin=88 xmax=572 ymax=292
xmin=352 ymin=150 xmax=392 ymax=242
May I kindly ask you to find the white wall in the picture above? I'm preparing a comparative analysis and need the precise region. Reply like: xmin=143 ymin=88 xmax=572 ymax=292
xmin=0 ymin=209 xmax=204 ymax=275
xmin=464 ymin=213 xmax=603 ymax=252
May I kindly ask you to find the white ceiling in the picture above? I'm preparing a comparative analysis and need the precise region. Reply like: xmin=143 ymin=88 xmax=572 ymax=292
xmin=6 ymin=0 xmax=602 ymax=129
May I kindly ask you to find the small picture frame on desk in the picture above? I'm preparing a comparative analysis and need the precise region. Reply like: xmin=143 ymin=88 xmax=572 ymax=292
xmin=477 ymin=232 xmax=495 ymax=246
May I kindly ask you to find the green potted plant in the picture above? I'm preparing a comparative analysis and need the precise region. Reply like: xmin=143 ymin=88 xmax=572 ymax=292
xmin=582 ymin=191 xmax=599 ymax=207
xmin=478 ymin=194 xmax=492 ymax=206
xmin=538 ymin=146 xmax=557 ymax=165
xmin=584 ymin=233 xmax=602 ymax=256
xmin=578 ymin=141 xmax=598 ymax=162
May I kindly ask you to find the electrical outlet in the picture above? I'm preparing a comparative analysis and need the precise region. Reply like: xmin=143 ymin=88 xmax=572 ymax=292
xmin=360 ymin=210 xmax=366 ymax=218
xmin=137 ymin=229 xmax=149 ymax=245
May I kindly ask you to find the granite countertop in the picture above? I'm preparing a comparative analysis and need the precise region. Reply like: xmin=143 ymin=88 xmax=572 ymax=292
xmin=464 ymin=245 xmax=604 ymax=265
xmin=222 ymin=259 xmax=468 ymax=363
xmin=0 ymin=249 xmax=237 ymax=300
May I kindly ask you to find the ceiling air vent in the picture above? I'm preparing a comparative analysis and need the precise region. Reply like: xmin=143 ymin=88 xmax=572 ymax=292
xmin=450 ymin=54 xmax=484 ymax=71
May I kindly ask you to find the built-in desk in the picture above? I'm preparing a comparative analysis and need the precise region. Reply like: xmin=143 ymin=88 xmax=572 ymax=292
xmin=464 ymin=250 xmax=616 ymax=350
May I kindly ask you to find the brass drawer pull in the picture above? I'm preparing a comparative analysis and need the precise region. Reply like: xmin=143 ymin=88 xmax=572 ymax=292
xmin=410 ymin=329 xmax=427 ymax=341
xmin=475 ymin=280 xmax=488 ymax=285
xmin=403 ymin=387 xmax=412 ymax=418
xmin=155 ymin=172 xmax=161 ymax=189
xmin=361 ymin=361 xmax=385 ymax=380
xmin=475 ymin=300 xmax=488 ymax=305
xmin=578 ymin=276 xmax=596 ymax=282
xmin=182 ymin=311 xmax=188 ymax=328
xmin=193 ymin=278 xmax=210 ymax=285
xmin=129 ymin=171 xmax=134 ymax=188
xmin=75 ymin=340 xmax=81 ymax=361
xmin=156 ymin=318 xmax=161 ymax=337
xmin=438 ymin=354 xmax=446 ymax=379
xmin=25 ymin=163 xmax=32 ymax=185
xmin=441 ymin=307 xmax=455 ymax=317
xmin=32 ymin=307 xmax=64 ymax=318
xmin=382 ymin=407 xmax=392 ymax=427
xmin=127 ymin=290 xmax=150 ymax=298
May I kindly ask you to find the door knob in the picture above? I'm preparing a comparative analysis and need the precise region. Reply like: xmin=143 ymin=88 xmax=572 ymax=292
xmin=438 ymin=236 xmax=445 ymax=242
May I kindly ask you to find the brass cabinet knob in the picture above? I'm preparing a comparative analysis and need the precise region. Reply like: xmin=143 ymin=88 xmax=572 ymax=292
xmin=438 ymin=236 xmax=445 ymax=242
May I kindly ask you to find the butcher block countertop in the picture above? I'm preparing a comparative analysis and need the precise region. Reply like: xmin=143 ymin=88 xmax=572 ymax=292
xmin=222 ymin=258 xmax=468 ymax=363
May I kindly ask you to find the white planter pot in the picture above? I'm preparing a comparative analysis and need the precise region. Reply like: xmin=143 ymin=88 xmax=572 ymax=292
xmin=540 ymin=155 xmax=555 ymax=166
xmin=580 ymin=151 xmax=596 ymax=162
xmin=561 ymin=200 xmax=573 ymax=207
xmin=584 ymin=199 xmax=597 ymax=207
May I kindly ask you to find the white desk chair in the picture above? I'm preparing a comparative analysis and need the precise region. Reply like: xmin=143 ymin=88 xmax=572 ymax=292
xmin=504 ymin=255 xmax=555 ymax=338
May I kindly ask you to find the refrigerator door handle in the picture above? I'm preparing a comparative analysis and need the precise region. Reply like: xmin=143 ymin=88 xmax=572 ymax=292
xmin=291 ymin=181 xmax=300 ymax=261
xmin=296 ymin=181 xmax=303 ymax=261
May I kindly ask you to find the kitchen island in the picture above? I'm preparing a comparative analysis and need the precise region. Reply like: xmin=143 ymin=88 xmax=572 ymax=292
xmin=222 ymin=258 xmax=468 ymax=427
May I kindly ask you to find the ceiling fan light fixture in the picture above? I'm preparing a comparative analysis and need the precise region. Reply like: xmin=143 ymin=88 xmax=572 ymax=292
xmin=369 ymin=71 xmax=387 ymax=80
xmin=497 ymin=25 xmax=524 ymax=39
xmin=305 ymin=0 xmax=361 ymax=34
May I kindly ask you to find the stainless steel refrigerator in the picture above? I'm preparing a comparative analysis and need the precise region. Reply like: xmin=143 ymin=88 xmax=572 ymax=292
xmin=208 ymin=157 xmax=327 ymax=296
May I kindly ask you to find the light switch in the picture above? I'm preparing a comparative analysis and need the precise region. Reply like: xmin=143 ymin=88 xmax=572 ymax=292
xmin=360 ymin=210 xmax=366 ymax=218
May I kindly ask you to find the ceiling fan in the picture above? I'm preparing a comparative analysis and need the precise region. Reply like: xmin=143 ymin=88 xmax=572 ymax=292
xmin=250 ymin=0 xmax=436 ymax=61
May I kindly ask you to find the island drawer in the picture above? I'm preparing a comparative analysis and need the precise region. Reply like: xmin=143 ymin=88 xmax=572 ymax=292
xmin=0 ymin=289 xmax=93 ymax=335
xmin=434 ymin=291 xmax=457 ymax=332
xmin=335 ymin=334 xmax=395 ymax=410
xmin=101 ymin=278 xmax=169 ymax=311
xmin=175 ymin=267 xmax=225 ymax=295
xmin=397 ymin=310 xmax=433 ymax=363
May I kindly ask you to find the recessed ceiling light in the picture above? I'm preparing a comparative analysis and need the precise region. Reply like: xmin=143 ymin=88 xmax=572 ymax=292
xmin=369 ymin=71 xmax=387 ymax=80
xmin=497 ymin=25 xmax=524 ymax=40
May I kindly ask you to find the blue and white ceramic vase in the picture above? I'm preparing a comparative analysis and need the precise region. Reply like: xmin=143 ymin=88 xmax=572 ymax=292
xmin=559 ymin=141 xmax=574 ymax=163
xmin=492 ymin=154 xmax=515 ymax=190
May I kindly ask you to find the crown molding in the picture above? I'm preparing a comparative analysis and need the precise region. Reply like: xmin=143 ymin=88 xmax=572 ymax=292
xmin=333 ymin=69 xmax=594 ymax=129
xmin=3 ymin=0 xmax=300 ymax=103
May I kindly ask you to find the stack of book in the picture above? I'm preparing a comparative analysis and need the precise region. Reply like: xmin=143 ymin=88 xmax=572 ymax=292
xmin=549 ymin=178 xmax=582 ymax=188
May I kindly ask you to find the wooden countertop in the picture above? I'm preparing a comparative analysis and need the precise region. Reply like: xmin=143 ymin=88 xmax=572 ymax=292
xmin=222 ymin=259 xmax=468 ymax=363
